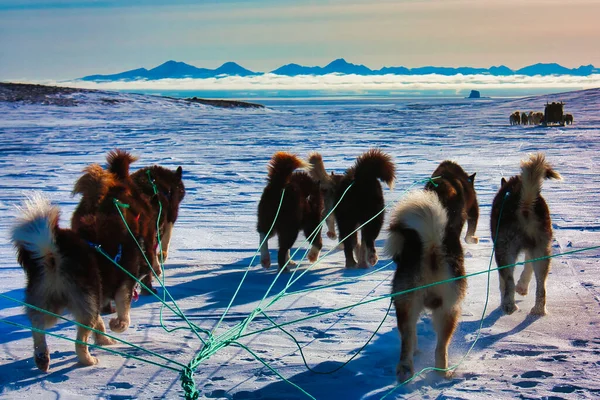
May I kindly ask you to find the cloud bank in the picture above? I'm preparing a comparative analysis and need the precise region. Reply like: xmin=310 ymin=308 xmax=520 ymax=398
xmin=49 ymin=73 xmax=600 ymax=93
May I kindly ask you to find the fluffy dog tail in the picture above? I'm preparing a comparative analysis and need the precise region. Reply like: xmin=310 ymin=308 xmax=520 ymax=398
xmin=72 ymin=163 xmax=114 ymax=202
xmin=353 ymin=149 xmax=395 ymax=189
xmin=107 ymin=149 xmax=138 ymax=180
xmin=11 ymin=193 xmax=61 ymax=272
xmin=385 ymin=190 xmax=447 ymax=271
xmin=267 ymin=151 xmax=308 ymax=188
xmin=520 ymin=153 xmax=561 ymax=215
xmin=307 ymin=152 xmax=333 ymax=188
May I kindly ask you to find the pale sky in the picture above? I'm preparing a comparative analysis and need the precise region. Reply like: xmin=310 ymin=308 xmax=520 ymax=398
xmin=1 ymin=0 xmax=599 ymax=80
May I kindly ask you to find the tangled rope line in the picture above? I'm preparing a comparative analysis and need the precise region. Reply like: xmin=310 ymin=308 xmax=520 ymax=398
xmin=1 ymin=175 xmax=598 ymax=400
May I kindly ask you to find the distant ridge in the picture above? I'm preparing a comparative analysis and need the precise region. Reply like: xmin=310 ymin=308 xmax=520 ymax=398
xmin=80 ymin=59 xmax=600 ymax=81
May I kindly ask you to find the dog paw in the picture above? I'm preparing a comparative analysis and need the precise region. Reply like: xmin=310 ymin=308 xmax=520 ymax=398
xmin=465 ymin=235 xmax=479 ymax=244
xmin=160 ymin=250 xmax=169 ymax=262
xmin=307 ymin=246 xmax=320 ymax=263
xmin=367 ymin=251 xmax=378 ymax=266
xmin=95 ymin=334 xmax=117 ymax=346
xmin=337 ymin=242 xmax=344 ymax=250
xmin=515 ymin=283 xmax=529 ymax=296
xmin=78 ymin=354 xmax=99 ymax=367
xmin=501 ymin=302 xmax=518 ymax=315
xmin=327 ymin=230 xmax=337 ymax=240
xmin=437 ymin=369 xmax=453 ymax=379
xmin=261 ymin=256 xmax=271 ymax=269
xmin=357 ymin=261 xmax=370 ymax=269
xmin=530 ymin=306 xmax=547 ymax=316
xmin=396 ymin=363 xmax=414 ymax=383
xmin=35 ymin=351 xmax=50 ymax=372
xmin=109 ymin=317 xmax=130 ymax=333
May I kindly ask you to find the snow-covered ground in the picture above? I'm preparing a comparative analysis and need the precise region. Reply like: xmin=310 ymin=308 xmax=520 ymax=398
xmin=0 ymin=87 xmax=599 ymax=399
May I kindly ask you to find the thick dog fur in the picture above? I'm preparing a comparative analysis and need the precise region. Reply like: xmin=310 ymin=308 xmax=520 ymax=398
xmin=307 ymin=152 xmax=338 ymax=240
xmin=11 ymin=193 xmax=155 ymax=371
xmin=131 ymin=165 xmax=185 ymax=291
xmin=312 ymin=149 xmax=395 ymax=269
xmin=131 ymin=165 xmax=185 ymax=262
xmin=257 ymin=152 xmax=323 ymax=270
xmin=425 ymin=160 xmax=480 ymax=245
xmin=71 ymin=150 xmax=161 ymax=293
xmin=490 ymin=153 xmax=561 ymax=316
xmin=386 ymin=190 xmax=467 ymax=382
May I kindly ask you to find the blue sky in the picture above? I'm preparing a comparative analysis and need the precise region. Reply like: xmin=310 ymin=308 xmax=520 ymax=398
xmin=1 ymin=0 xmax=599 ymax=80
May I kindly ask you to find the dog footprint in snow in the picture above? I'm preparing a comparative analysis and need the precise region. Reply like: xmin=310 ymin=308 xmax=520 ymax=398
xmin=513 ymin=381 xmax=539 ymax=388
xmin=521 ymin=370 xmax=554 ymax=379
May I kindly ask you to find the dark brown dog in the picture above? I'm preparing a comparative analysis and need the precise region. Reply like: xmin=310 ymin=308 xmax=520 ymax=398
xmin=309 ymin=149 xmax=395 ymax=269
xmin=425 ymin=160 xmax=479 ymax=244
xmin=11 ymin=185 xmax=156 ymax=371
xmin=257 ymin=152 xmax=323 ymax=270
xmin=491 ymin=153 xmax=561 ymax=316
xmin=130 ymin=165 xmax=185 ymax=263
xmin=71 ymin=150 xmax=161 ymax=292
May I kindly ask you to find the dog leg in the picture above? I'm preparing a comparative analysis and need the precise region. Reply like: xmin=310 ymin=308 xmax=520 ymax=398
xmin=432 ymin=306 xmax=460 ymax=378
xmin=465 ymin=204 xmax=479 ymax=244
xmin=259 ymin=232 xmax=271 ymax=269
xmin=516 ymin=261 xmax=533 ymax=296
xmin=278 ymin=229 xmax=299 ymax=270
xmin=356 ymin=241 xmax=369 ymax=269
xmin=303 ymin=220 xmax=323 ymax=263
xmin=75 ymin=322 xmax=98 ymax=366
xmin=326 ymin=215 xmax=337 ymax=239
xmin=361 ymin=216 xmax=383 ymax=267
xmin=94 ymin=315 xmax=116 ymax=346
xmin=496 ymin=252 xmax=518 ymax=315
xmin=29 ymin=310 xmax=56 ymax=372
xmin=530 ymin=249 xmax=551 ymax=316
xmin=339 ymin=222 xmax=358 ymax=268
xmin=109 ymin=285 xmax=132 ymax=333
xmin=160 ymin=222 xmax=174 ymax=262
xmin=394 ymin=297 xmax=421 ymax=383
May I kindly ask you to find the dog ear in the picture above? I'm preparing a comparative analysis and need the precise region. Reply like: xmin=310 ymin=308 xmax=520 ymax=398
xmin=176 ymin=166 xmax=183 ymax=179
xmin=469 ymin=173 xmax=476 ymax=185
xmin=500 ymin=177 xmax=507 ymax=186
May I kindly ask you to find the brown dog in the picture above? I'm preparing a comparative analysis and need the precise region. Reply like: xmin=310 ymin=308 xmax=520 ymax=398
xmin=257 ymin=152 xmax=323 ymax=270
xmin=491 ymin=153 xmax=561 ymax=315
xmin=308 ymin=149 xmax=395 ymax=268
xmin=11 ymin=186 xmax=156 ymax=371
xmin=425 ymin=160 xmax=479 ymax=245
xmin=71 ymin=150 xmax=161 ymax=292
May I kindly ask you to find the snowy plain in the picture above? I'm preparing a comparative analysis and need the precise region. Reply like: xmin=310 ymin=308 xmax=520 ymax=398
xmin=0 ymin=87 xmax=599 ymax=399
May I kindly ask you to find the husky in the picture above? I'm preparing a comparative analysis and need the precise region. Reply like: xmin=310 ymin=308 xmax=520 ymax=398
xmin=131 ymin=165 xmax=185 ymax=262
xmin=257 ymin=152 xmax=323 ymax=270
xmin=425 ymin=160 xmax=479 ymax=245
xmin=11 ymin=190 xmax=155 ymax=371
xmin=386 ymin=190 xmax=467 ymax=382
xmin=309 ymin=149 xmax=395 ymax=269
xmin=490 ymin=153 xmax=561 ymax=315
xmin=71 ymin=150 xmax=161 ymax=293
xmin=131 ymin=165 xmax=185 ymax=292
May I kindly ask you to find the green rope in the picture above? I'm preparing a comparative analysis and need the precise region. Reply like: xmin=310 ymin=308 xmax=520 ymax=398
xmin=4 ymin=174 xmax=598 ymax=400
xmin=0 ymin=293 xmax=186 ymax=370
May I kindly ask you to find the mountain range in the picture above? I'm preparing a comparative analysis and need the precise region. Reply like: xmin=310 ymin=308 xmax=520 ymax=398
xmin=80 ymin=59 xmax=599 ymax=81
